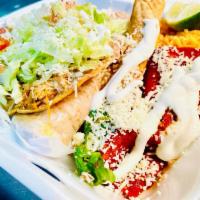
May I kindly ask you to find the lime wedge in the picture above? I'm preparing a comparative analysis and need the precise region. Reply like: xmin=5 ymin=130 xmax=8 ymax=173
xmin=165 ymin=2 xmax=200 ymax=31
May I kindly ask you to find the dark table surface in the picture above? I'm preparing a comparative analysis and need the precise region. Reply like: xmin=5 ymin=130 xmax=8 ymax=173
xmin=0 ymin=0 xmax=40 ymax=17
xmin=0 ymin=168 xmax=40 ymax=200
xmin=0 ymin=1 xmax=40 ymax=200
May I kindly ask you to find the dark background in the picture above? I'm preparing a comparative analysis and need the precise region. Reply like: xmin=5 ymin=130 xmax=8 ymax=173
xmin=0 ymin=0 xmax=39 ymax=17
xmin=0 ymin=168 xmax=40 ymax=200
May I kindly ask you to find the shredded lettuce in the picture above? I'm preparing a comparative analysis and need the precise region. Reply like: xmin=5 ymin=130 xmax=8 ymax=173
xmin=0 ymin=1 xmax=128 ymax=106
xmin=76 ymin=3 xmax=109 ymax=24
xmin=10 ymin=79 xmax=23 ymax=104
xmin=73 ymin=110 xmax=116 ymax=185
xmin=0 ymin=85 xmax=8 ymax=106
xmin=0 ymin=61 xmax=20 ymax=90
xmin=74 ymin=144 xmax=115 ymax=185
xmin=51 ymin=1 xmax=67 ymax=19
xmin=108 ymin=18 xmax=129 ymax=34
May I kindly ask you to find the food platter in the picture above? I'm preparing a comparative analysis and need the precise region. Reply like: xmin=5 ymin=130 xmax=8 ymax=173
xmin=0 ymin=0 xmax=200 ymax=199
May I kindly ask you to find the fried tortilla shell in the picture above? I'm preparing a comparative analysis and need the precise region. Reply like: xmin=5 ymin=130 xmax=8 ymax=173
xmin=9 ymin=62 xmax=104 ymax=115
xmin=128 ymin=0 xmax=165 ymax=41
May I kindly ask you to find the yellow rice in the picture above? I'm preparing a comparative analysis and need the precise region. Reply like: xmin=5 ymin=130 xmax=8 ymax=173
xmin=157 ymin=30 xmax=200 ymax=48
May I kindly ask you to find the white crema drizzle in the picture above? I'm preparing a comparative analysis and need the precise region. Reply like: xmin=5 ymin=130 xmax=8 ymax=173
xmin=115 ymin=58 xmax=200 ymax=178
xmin=91 ymin=19 xmax=160 ymax=108
xmin=91 ymin=18 xmax=200 ymax=179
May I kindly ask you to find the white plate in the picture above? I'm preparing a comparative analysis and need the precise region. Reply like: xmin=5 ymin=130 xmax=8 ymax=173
xmin=0 ymin=0 xmax=200 ymax=200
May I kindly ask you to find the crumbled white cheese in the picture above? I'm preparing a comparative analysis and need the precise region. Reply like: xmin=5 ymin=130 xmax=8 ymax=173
xmin=102 ymin=46 xmax=197 ymax=133
xmin=72 ymin=132 xmax=85 ymax=146
xmin=153 ymin=46 xmax=194 ymax=88
xmin=104 ymin=87 xmax=154 ymax=131
xmin=84 ymin=110 xmax=115 ymax=151
xmin=80 ymin=172 xmax=94 ymax=184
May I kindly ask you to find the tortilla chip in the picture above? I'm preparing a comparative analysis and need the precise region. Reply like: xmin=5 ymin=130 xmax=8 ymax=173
xmin=128 ymin=0 xmax=165 ymax=40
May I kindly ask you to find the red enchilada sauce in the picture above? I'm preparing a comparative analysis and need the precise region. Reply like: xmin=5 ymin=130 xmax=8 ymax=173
xmin=101 ymin=47 xmax=200 ymax=199
xmin=0 ymin=28 xmax=10 ymax=51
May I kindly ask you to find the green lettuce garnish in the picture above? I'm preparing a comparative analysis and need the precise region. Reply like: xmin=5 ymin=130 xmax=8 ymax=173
xmin=73 ymin=110 xmax=116 ymax=185
xmin=74 ymin=144 xmax=115 ymax=185
xmin=0 ymin=85 xmax=8 ymax=106
xmin=0 ymin=1 xmax=129 ymax=106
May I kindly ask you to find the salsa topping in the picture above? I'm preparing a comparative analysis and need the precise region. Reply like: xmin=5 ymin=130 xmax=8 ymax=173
xmin=0 ymin=37 xmax=10 ymax=51
xmin=74 ymin=46 xmax=200 ymax=199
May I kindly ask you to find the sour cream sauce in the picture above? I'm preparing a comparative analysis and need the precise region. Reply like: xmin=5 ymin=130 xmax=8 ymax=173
xmin=92 ymin=18 xmax=200 ymax=178
xmin=115 ymin=58 xmax=200 ymax=178
xmin=91 ymin=19 xmax=160 ymax=108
